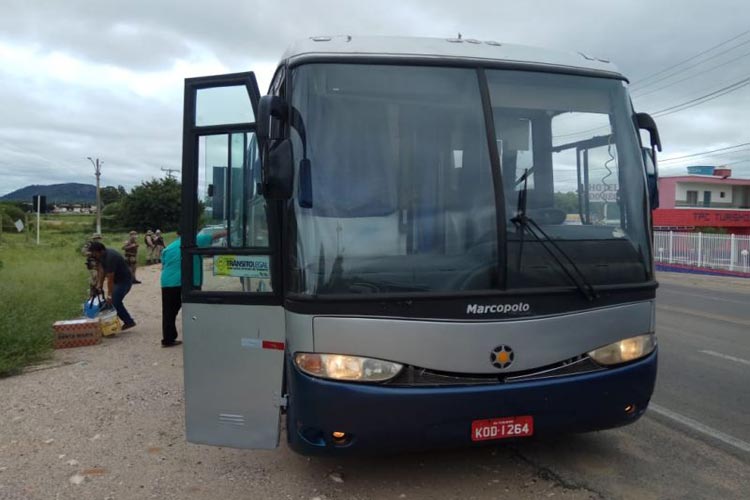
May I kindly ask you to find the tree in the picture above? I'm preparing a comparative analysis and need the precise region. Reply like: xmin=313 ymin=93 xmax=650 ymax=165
xmin=553 ymin=191 xmax=579 ymax=214
xmin=117 ymin=178 xmax=182 ymax=232
xmin=100 ymin=185 xmax=124 ymax=206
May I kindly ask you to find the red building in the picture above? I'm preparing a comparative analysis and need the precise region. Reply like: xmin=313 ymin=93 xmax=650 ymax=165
xmin=653 ymin=166 xmax=750 ymax=235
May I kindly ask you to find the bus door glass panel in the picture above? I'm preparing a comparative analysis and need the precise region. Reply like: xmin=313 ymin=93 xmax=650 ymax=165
xmin=196 ymin=132 xmax=271 ymax=293
xmin=196 ymin=86 xmax=255 ymax=126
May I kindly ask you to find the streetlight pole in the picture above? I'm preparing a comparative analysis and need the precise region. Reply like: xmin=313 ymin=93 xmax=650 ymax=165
xmin=87 ymin=157 xmax=102 ymax=234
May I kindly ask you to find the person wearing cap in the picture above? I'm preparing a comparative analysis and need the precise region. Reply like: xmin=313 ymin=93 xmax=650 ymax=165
xmin=123 ymin=230 xmax=141 ymax=284
xmin=153 ymin=229 xmax=165 ymax=264
xmin=144 ymin=229 xmax=156 ymax=265
xmin=82 ymin=233 xmax=103 ymax=296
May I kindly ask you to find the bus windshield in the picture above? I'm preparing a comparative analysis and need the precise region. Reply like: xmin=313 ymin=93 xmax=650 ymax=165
xmin=288 ymin=64 xmax=651 ymax=296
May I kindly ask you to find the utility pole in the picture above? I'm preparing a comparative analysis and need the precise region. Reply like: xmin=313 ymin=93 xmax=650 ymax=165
xmin=87 ymin=157 xmax=102 ymax=234
xmin=161 ymin=167 xmax=180 ymax=180
xmin=36 ymin=194 xmax=41 ymax=245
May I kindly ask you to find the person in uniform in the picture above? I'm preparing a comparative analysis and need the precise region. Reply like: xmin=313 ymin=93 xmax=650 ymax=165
xmin=144 ymin=230 xmax=156 ymax=265
xmin=153 ymin=229 xmax=165 ymax=264
xmin=122 ymin=230 xmax=141 ymax=284
xmin=82 ymin=233 xmax=103 ymax=296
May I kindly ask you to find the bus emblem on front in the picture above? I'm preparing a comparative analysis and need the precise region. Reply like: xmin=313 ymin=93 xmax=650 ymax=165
xmin=491 ymin=345 xmax=514 ymax=369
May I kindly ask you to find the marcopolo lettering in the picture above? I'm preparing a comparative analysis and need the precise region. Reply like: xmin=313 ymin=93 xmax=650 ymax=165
xmin=466 ymin=302 xmax=531 ymax=315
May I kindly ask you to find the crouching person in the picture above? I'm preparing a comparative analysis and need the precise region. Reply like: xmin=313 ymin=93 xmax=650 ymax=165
xmin=89 ymin=241 xmax=137 ymax=331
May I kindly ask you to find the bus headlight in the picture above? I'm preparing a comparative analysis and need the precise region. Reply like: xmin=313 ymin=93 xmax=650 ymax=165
xmin=295 ymin=353 xmax=403 ymax=382
xmin=587 ymin=334 xmax=656 ymax=366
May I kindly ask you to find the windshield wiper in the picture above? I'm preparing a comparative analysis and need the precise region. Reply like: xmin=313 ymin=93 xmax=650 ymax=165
xmin=510 ymin=168 xmax=598 ymax=301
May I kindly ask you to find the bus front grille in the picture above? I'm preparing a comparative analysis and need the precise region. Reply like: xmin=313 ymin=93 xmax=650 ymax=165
xmin=385 ymin=356 xmax=603 ymax=387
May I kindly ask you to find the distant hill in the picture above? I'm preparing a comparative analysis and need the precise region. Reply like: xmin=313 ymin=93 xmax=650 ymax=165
xmin=0 ymin=183 xmax=96 ymax=204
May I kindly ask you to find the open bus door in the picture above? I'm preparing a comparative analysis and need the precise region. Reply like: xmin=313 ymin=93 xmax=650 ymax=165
xmin=180 ymin=72 xmax=285 ymax=449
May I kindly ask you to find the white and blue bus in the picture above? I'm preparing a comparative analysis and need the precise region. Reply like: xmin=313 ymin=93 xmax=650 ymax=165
xmin=179 ymin=36 xmax=662 ymax=454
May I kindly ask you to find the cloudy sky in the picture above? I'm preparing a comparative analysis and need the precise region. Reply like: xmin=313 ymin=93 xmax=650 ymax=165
xmin=1 ymin=0 xmax=749 ymax=196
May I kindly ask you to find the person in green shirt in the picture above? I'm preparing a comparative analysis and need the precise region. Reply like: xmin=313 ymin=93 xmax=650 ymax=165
xmin=160 ymin=229 xmax=225 ymax=347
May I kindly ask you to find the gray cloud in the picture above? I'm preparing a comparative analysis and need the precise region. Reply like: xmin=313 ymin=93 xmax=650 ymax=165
xmin=1 ymin=0 xmax=750 ymax=196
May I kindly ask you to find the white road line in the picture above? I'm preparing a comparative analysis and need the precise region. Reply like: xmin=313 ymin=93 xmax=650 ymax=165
xmin=649 ymin=403 xmax=750 ymax=454
xmin=699 ymin=350 xmax=750 ymax=366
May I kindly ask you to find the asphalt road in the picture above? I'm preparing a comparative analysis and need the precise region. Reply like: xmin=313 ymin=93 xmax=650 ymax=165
xmin=510 ymin=275 xmax=750 ymax=499
xmin=1 ymin=270 xmax=748 ymax=500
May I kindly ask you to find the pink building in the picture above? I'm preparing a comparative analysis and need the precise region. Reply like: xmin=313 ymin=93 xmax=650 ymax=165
xmin=653 ymin=167 xmax=750 ymax=234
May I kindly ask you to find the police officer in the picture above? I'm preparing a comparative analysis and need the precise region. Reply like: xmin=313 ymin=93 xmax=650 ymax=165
xmin=122 ymin=230 xmax=141 ymax=284
xmin=153 ymin=229 xmax=165 ymax=264
xmin=145 ymin=229 xmax=156 ymax=265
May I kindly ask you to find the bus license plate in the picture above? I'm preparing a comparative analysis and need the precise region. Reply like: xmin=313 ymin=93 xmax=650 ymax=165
xmin=471 ymin=416 xmax=534 ymax=441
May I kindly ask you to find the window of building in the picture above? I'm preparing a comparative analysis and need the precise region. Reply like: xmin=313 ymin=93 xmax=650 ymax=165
xmin=720 ymin=191 xmax=726 ymax=198
xmin=686 ymin=190 xmax=698 ymax=205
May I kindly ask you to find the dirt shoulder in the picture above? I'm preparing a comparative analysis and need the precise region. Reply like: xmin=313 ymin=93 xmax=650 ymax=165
xmin=0 ymin=265 xmax=589 ymax=500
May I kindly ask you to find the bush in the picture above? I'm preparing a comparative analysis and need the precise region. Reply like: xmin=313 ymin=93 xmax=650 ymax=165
xmin=0 ymin=203 xmax=25 ymax=232
xmin=102 ymin=201 xmax=121 ymax=217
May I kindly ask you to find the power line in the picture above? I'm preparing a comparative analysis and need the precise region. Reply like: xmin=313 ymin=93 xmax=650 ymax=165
xmin=631 ymin=37 xmax=750 ymax=92
xmin=659 ymin=142 xmax=750 ymax=163
xmin=631 ymin=28 xmax=750 ymax=87
xmin=632 ymin=48 xmax=750 ymax=99
xmin=720 ymin=157 xmax=750 ymax=166
xmin=651 ymin=76 xmax=750 ymax=117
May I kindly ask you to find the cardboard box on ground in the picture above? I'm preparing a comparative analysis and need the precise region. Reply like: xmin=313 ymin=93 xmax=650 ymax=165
xmin=52 ymin=318 xmax=102 ymax=349
xmin=52 ymin=311 xmax=123 ymax=349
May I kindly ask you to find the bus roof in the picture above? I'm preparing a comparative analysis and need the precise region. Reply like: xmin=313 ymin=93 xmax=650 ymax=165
xmin=281 ymin=35 xmax=624 ymax=79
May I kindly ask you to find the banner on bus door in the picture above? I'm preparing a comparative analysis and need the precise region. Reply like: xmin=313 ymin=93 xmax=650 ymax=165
xmin=213 ymin=255 xmax=270 ymax=278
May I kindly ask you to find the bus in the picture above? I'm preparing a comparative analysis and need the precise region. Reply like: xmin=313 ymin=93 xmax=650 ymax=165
xmin=179 ymin=36 xmax=662 ymax=454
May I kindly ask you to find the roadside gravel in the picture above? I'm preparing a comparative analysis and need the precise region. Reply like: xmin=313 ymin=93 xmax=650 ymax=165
xmin=0 ymin=264 xmax=594 ymax=500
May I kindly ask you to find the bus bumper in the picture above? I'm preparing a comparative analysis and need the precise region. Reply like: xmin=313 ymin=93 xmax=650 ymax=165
xmin=286 ymin=349 xmax=657 ymax=455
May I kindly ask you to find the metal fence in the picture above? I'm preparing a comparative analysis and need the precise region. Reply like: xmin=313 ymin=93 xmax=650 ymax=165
xmin=653 ymin=231 xmax=750 ymax=273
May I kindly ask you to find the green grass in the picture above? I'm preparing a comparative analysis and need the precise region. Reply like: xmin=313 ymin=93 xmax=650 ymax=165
xmin=0 ymin=216 xmax=100 ymax=377
xmin=0 ymin=215 xmax=177 ymax=377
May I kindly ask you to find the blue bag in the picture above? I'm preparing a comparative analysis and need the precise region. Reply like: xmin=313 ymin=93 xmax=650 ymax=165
xmin=84 ymin=293 xmax=108 ymax=318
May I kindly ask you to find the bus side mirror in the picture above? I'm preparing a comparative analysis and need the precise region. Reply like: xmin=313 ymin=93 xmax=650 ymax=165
xmin=642 ymin=147 xmax=659 ymax=210
xmin=636 ymin=112 xmax=662 ymax=152
xmin=263 ymin=139 xmax=294 ymax=200
xmin=257 ymin=95 xmax=287 ymax=143
xmin=258 ymin=95 xmax=293 ymax=200
xmin=636 ymin=112 xmax=661 ymax=210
